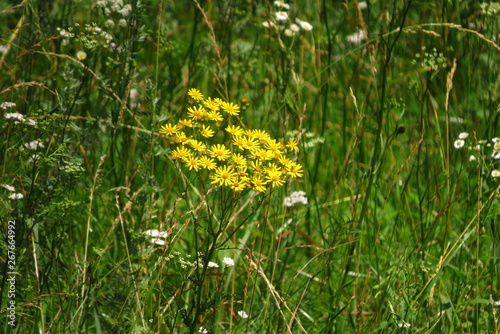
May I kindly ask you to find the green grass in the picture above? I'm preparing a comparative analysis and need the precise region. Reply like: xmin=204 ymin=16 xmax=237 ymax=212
xmin=1 ymin=0 xmax=499 ymax=333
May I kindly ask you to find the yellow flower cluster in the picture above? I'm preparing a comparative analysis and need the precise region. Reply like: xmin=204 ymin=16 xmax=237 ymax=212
xmin=159 ymin=88 xmax=303 ymax=192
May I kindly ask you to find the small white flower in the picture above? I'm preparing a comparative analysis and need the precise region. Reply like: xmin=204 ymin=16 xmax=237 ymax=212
xmin=262 ymin=20 xmax=275 ymax=28
xmin=143 ymin=229 xmax=168 ymax=238
xmin=275 ymin=11 xmax=289 ymax=21
xmin=284 ymin=28 xmax=294 ymax=37
xmin=274 ymin=1 xmax=290 ymax=10
xmin=207 ymin=261 xmax=219 ymax=268
xmin=492 ymin=150 xmax=500 ymax=159
xmin=494 ymin=142 xmax=500 ymax=150
xmin=492 ymin=137 xmax=500 ymax=143
xmin=479 ymin=139 xmax=488 ymax=144
xmin=1 ymin=102 xmax=16 ymax=109
xmin=454 ymin=139 xmax=465 ymax=149
xmin=298 ymin=20 xmax=313 ymax=31
xmin=494 ymin=300 xmax=500 ymax=306
xmin=76 ymin=51 xmax=87 ymax=60
xmin=283 ymin=191 xmax=308 ymax=207
xmin=358 ymin=1 xmax=368 ymax=9
xmin=398 ymin=322 xmax=411 ymax=328
xmin=198 ymin=327 xmax=208 ymax=334
xmin=29 ymin=154 xmax=41 ymax=163
xmin=9 ymin=193 xmax=24 ymax=200
xmin=237 ymin=310 xmax=249 ymax=318
xmin=491 ymin=170 xmax=500 ymax=178
xmin=151 ymin=238 xmax=166 ymax=245
xmin=290 ymin=24 xmax=300 ymax=32
xmin=1 ymin=184 xmax=16 ymax=192
xmin=458 ymin=132 xmax=469 ymax=139
xmin=469 ymin=155 xmax=477 ymax=161
xmin=24 ymin=140 xmax=45 ymax=150
xmin=347 ymin=30 xmax=367 ymax=44
xmin=4 ymin=112 xmax=24 ymax=121
xmin=222 ymin=257 xmax=235 ymax=267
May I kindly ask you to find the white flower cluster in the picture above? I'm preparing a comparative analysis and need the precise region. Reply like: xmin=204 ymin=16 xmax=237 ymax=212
xmin=455 ymin=132 xmax=500 ymax=178
xmin=57 ymin=23 xmax=116 ymax=51
xmin=4 ymin=110 xmax=37 ymax=127
xmin=1 ymin=102 xmax=16 ymax=109
xmin=346 ymin=30 xmax=367 ymax=44
xmin=283 ymin=191 xmax=308 ymax=207
xmin=142 ymin=229 xmax=168 ymax=245
xmin=97 ymin=0 xmax=133 ymax=28
xmin=22 ymin=140 xmax=45 ymax=151
xmin=1 ymin=184 xmax=23 ymax=200
xmin=262 ymin=2 xmax=313 ymax=37
xmin=206 ymin=257 xmax=235 ymax=269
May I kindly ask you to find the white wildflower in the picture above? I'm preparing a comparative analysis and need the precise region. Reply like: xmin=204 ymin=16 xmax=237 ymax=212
xmin=24 ymin=140 xmax=45 ymax=150
xmin=222 ymin=257 xmax=235 ymax=267
xmin=347 ymin=30 xmax=367 ymax=44
xmin=283 ymin=191 xmax=308 ymax=207
xmin=458 ymin=132 xmax=469 ymax=139
xmin=469 ymin=155 xmax=476 ymax=161
xmin=492 ymin=170 xmax=500 ymax=178
xmin=274 ymin=1 xmax=290 ymax=10
xmin=198 ymin=327 xmax=208 ymax=334
xmin=284 ymin=28 xmax=294 ymax=37
xmin=1 ymin=184 xmax=16 ymax=192
xmin=262 ymin=20 xmax=275 ymax=28
xmin=76 ymin=51 xmax=87 ymax=60
xmin=290 ymin=24 xmax=300 ymax=32
xmin=237 ymin=310 xmax=249 ymax=319
xmin=454 ymin=139 xmax=465 ymax=149
xmin=358 ymin=1 xmax=368 ymax=9
xmin=297 ymin=20 xmax=313 ymax=31
xmin=0 ymin=45 xmax=9 ymax=54
xmin=9 ymin=193 xmax=24 ymax=200
xmin=1 ymin=102 xmax=16 ymax=109
xmin=275 ymin=11 xmax=289 ymax=21
xmin=492 ymin=150 xmax=500 ymax=159
xmin=150 ymin=238 xmax=165 ymax=245
xmin=143 ymin=229 xmax=168 ymax=238
xmin=207 ymin=261 xmax=219 ymax=268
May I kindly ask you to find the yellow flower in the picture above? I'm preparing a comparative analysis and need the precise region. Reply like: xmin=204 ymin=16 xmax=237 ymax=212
xmin=200 ymin=124 xmax=215 ymax=138
xmin=220 ymin=101 xmax=241 ymax=116
xmin=210 ymin=144 xmax=232 ymax=161
xmin=232 ymin=153 xmax=247 ymax=166
xmin=230 ymin=178 xmax=248 ymax=191
xmin=266 ymin=171 xmax=285 ymax=187
xmin=248 ymin=129 xmax=271 ymax=143
xmin=286 ymin=139 xmax=299 ymax=152
xmin=171 ymin=146 xmax=192 ymax=160
xmin=188 ymin=139 xmax=207 ymax=152
xmin=159 ymin=123 xmax=179 ymax=135
xmin=184 ymin=156 xmax=201 ymax=171
xmin=286 ymin=162 xmax=303 ymax=178
xmin=278 ymin=156 xmax=293 ymax=167
xmin=211 ymin=165 xmax=237 ymax=186
xmin=265 ymin=139 xmax=284 ymax=155
xmin=187 ymin=105 xmax=207 ymax=120
xmin=232 ymin=136 xmax=247 ymax=150
xmin=188 ymin=88 xmax=204 ymax=101
xmin=249 ymin=160 xmax=264 ymax=173
xmin=203 ymin=97 xmax=220 ymax=111
xmin=175 ymin=132 xmax=190 ymax=145
xmin=199 ymin=156 xmax=217 ymax=170
xmin=225 ymin=125 xmax=244 ymax=137
xmin=250 ymin=175 xmax=268 ymax=192
xmin=178 ymin=118 xmax=195 ymax=128
xmin=243 ymin=137 xmax=260 ymax=151
xmin=252 ymin=148 xmax=273 ymax=161
xmin=207 ymin=110 xmax=224 ymax=122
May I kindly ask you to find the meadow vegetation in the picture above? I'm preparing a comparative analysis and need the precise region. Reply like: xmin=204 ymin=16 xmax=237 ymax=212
xmin=1 ymin=0 xmax=499 ymax=333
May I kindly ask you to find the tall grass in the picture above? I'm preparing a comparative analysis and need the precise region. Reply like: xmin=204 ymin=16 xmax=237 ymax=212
xmin=1 ymin=0 xmax=499 ymax=333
